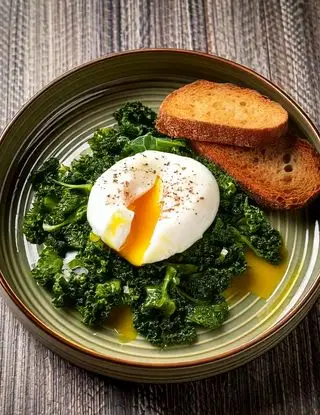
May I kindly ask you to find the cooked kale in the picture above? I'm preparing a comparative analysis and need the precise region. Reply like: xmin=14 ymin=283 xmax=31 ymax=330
xmin=43 ymin=205 xmax=87 ymax=232
xmin=30 ymin=158 xmax=60 ymax=190
xmin=52 ymin=179 xmax=92 ymax=194
xmin=64 ymin=153 xmax=115 ymax=184
xmin=89 ymin=127 xmax=130 ymax=156
xmin=113 ymin=101 xmax=158 ymax=138
xmin=44 ymin=190 xmax=87 ymax=224
xmin=181 ymin=264 xmax=245 ymax=302
xmin=186 ymin=301 xmax=229 ymax=330
xmin=45 ymin=234 xmax=69 ymax=256
xmin=142 ymin=266 xmax=178 ymax=317
xmin=23 ymin=198 xmax=48 ymax=244
xmin=23 ymin=159 xmax=63 ymax=243
xmin=69 ymin=238 xmax=112 ymax=279
xmin=123 ymin=132 xmax=188 ymax=156
xmin=23 ymin=101 xmax=283 ymax=348
xmin=231 ymin=198 xmax=282 ymax=264
xmin=133 ymin=294 xmax=197 ymax=348
xmin=78 ymin=279 xmax=122 ymax=327
xmin=178 ymin=236 xmax=246 ymax=302
xmin=31 ymin=246 xmax=63 ymax=289
xmin=62 ymin=222 xmax=92 ymax=250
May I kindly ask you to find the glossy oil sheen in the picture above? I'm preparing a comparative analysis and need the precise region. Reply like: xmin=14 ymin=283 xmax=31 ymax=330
xmin=0 ymin=50 xmax=319 ymax=382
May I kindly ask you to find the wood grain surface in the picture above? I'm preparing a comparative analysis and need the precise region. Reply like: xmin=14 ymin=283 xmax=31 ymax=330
xmin=0 ymin=1 xmax=319 ymax=414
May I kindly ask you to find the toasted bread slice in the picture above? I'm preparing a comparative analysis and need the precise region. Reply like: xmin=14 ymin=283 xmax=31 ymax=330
xmin=156 ymin=80 xmax=288 ymax=147
xmin=192 ymin=137 xmax=320 ymax=209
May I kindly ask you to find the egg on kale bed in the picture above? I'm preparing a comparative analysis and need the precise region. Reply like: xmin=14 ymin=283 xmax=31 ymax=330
xmin=23 ymin=102 xmax=282 ymax=348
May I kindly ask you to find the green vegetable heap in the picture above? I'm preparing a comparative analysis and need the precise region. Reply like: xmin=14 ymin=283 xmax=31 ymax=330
xmin=23 ymin=102 xmax=282 ymax=348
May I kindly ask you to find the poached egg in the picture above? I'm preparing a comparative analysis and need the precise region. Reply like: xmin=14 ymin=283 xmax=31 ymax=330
xmin=87 ymin=150 xmax=219 ymax=266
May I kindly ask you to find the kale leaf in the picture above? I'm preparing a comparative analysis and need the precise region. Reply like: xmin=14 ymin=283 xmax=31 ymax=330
xmin=133 ymin=294 xmax=197 ymax=348
xmin=78 ymin=279 xmax=122 ymax=327
xmin=113 ymin=101 xmax=158 ymax=138
xmin=23 ymin=158 xmax=62 ymax=243
xmin=186 ymin=301 xmax=229 ymax=330
xmin=43 ymin=204 xmax=87 ymax=232
xmin=23 ymin=198 xmax=48 ymax=244
xmin=180 ymin=262 xmax=245 ymax=302
xmin=142 ymin=266 xmax=178 ymax=317
xmin=122 ymin=132 xmax=187 ymax=156
xmin=64 ymin=154 xmax=115 ymax=184
xmin=89 ymin=127 xmax=130 ymax=156
xmin=231 ymin=198 xmax=282 ymax=264
xmin=30 ymin=158 xmax=60 ymax=191
xmin=31 ymin=246 xmax=63 ymax=289
xmin=52 ymin=179 xmax=92 ymax=194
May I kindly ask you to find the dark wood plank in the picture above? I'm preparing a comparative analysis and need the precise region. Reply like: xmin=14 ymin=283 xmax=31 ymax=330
xmin=0 ymin=1 xmax=319 ymax=414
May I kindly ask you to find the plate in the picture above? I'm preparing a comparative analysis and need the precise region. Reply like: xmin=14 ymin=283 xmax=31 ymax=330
xmin=0 ymin=49 xmax=320 ymax=383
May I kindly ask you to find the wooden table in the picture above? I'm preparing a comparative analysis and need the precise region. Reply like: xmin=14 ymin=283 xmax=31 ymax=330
xmin=0 ymin=1 xmax=319 ymax=414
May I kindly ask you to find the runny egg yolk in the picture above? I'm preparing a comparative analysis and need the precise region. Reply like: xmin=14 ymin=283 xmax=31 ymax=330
xmin=225 ymin=249 xmax=288 ymax=299
xmin=119 ymin=177 xmax=162 ymax=266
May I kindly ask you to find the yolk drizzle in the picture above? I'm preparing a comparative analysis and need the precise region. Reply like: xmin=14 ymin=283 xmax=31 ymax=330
xmin=120 ymin=177 xmax=162 ymax=266
xmin=107 ymin=306 xmax=137 ymax=342
xmin=225 ymin=249 xmax=288 ymax=299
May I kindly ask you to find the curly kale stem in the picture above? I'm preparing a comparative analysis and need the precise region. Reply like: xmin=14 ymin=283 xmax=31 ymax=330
xmin=176 ymin=286 xmax=211 ymax=305
xmin=43 ymin=205 xmax=87 ymax=232
xmin=43 ymin=219 xmax=70 ymax=232
xmin=52 ymin=179 xmax=92 ymax=194
xmin=230 ymin=226 xmax=263 ymax=259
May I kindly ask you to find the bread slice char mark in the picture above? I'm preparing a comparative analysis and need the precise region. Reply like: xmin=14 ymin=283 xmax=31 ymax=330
xmin=192 ymin=137 xmax=320 ymax=210
xmin=156 ymin=80 xmax=289 ymax=147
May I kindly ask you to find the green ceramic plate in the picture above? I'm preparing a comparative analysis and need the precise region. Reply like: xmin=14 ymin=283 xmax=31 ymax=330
xmin=0 ymin=50 xmax=320 ymax=383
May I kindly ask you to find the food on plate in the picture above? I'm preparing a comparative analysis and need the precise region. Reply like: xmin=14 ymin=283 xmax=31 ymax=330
xmin=156 ymin=80 xmax=288 ymax=147
xmin=87 ymin=151 xmax=219 ymax=266
xmin=23 ymin=101 xmax=283 ymax=348
xmin=193 ymin=137 xmax=320 ymax=209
